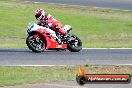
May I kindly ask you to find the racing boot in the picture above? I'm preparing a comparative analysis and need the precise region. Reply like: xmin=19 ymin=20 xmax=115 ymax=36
xmin=62 ymin=25 xmax=72 ymax=33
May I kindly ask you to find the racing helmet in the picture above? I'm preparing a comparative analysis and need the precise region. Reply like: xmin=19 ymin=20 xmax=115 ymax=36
xmin=35 ymin=8 xmax=45 ymax=20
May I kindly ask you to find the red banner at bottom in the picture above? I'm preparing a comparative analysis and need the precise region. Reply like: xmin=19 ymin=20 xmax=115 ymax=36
xmin=76 ymin=66 xmax=131 ymax=85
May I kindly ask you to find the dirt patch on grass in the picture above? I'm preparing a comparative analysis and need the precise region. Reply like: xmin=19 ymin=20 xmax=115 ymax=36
xmin=84 ymin=65 xmax=132 ymax=75
xmin=47 ymin=4 xmax=132 ymax=19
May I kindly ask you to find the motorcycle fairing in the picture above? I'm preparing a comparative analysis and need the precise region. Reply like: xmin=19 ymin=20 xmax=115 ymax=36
xmin=28 ymin=23 xmax=67 ymax=49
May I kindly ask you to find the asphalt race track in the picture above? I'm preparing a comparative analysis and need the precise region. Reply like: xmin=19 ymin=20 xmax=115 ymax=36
xmin=0 ymin=48 xmax=132 ymax=66
xmin=23 ymin=0 xmax=132 ymax=10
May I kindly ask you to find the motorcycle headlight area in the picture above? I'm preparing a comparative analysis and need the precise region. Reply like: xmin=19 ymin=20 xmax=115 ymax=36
xmin=27 ymin=24 xmax=34 ymax=33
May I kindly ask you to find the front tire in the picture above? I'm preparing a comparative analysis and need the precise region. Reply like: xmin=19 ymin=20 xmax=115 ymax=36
xmin=67 ymin=35 xmax=82 ymax=52
xmin=26 ymin=34 xmax=45 ymax=53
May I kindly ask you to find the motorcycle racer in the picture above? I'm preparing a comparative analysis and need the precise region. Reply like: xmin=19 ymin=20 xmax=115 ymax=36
xmin=35 ymin=8 xmax=70 ymax=44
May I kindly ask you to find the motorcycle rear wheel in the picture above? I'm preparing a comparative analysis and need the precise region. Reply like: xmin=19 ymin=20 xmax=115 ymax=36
xmin=26 ymin=34 xmax=45 ymax=53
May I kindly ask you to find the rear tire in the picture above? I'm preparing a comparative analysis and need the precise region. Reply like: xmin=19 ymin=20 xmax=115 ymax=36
xmin=67 ymin=35 xmax=82 ymax=52
xmin=26 ymin=34 xmax=45 ymax=53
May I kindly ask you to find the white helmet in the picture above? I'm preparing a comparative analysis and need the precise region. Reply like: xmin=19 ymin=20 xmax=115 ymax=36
xmin=35 ymin=8 xmax=45 ymax=20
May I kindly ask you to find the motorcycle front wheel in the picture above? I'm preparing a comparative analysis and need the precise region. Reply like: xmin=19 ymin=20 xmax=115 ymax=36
xmin=26 ymin=34 xmax=45 ymax=53
xmin=67 ymin=35 xmax=82 ymax=52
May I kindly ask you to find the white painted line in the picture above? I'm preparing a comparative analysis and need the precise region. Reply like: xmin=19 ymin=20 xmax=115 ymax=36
xmin=83 ymin=48 xmax=132 ymax=49
xmin=93 ymin=64 xmax=132 ymax=66
xmin=44 ymin=83 xmax=86 ymax=88
xmin=3 ymin=64 xmax=132 ymax=66
xmin=5 ymin=65 xmax=75 ymax=67
xmin=34 ymin=2 xmax=41 ymax=4
xmin=116 ymin=64 xmax=132 ymax=66
xmin=47 ymin=3 xmax=57 ymax=5
xmin=83 ymin=48 xmax=108 ymax=49
xmin=24 ymin=1 xmax=42 ymax=3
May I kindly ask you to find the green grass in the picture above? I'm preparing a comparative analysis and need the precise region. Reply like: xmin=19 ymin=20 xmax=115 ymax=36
xmin=1 ymin=0 xmax=132 ymax=48
xmin=0 ymin=38 xmax=25 ymax=48
xmin=0 ymin=66 xmax=131 ymax=87
xmin=0 ymin=66 xmax=75 ymax=87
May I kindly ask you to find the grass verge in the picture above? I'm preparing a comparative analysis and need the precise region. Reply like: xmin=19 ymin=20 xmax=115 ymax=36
xmin=1 ymin=0 xmax=132 ymax=48
xmin=0 ymin=66 xmax=132 ymax=87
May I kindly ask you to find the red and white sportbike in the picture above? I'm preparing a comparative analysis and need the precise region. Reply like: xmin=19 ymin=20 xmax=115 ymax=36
xmin=26 ymin=23 xmax=82 ymax=52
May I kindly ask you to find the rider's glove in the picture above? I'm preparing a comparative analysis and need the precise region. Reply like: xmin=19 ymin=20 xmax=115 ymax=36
xmin=45 ymin=23 xmax=52 ymax=28
xmin=41 ymin=21 xmax=46 ymax=27
xmin=54 ymin=25 xmax=60 ymax=30
xmin=48 ymin=23 xmax=52 ymax=27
